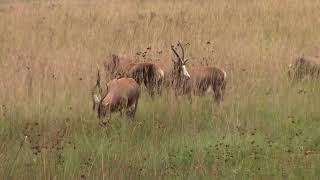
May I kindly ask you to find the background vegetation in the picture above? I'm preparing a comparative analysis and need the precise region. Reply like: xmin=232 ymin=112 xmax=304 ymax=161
xmin=0 ymin=0 xmax=320 ymax=179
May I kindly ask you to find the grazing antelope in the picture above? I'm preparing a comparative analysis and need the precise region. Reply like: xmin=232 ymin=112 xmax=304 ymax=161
xmin=104 ymin=54 xmax=164 ymax=96
xmin=92 ymin=72 xmax=140 ymax=122
xmin=288 ymin=55 xmax=320 ymax=80
xmin=170 ymin=43 xmax=227 ymax=103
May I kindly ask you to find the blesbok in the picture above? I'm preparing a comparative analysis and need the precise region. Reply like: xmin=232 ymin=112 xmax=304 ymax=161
xmin=288 ymin=55 xmax=320 ymax=80
xmin=170 ymin=43 xmax=227 ymax=103
xmin=183 ymin=66 xmax=227 ymax=103
xmin=169 ymin=43 xmax=191 ymax=92
xmin=92 ymin=72 xmax=140 ymax=122
xmin=104 ymin=54 xmax=137 ymax=79
xmin=104 ymin=54 xmax=164 ymax=96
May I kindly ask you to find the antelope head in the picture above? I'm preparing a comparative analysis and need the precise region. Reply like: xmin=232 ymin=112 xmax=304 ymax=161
xmin=92 ymin=70 xmax=103 ymax=112
xmin=171 ymin=42 xmax=190 ymax=80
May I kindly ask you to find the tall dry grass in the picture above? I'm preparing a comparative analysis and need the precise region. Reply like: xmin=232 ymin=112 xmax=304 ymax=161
xmin=1 ymin=0 xmax=320 ymax=179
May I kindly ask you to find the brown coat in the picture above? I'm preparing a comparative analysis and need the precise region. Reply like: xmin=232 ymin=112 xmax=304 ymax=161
xmin=104 ymin=54 xmax=164 ymax=96
xmin=288 ymin=56 xmax=320 ymax=80
xmin=180 ymin=66 xmax=227 ymax=102
xmin=96 ymin=78 xmax=140 ymax=120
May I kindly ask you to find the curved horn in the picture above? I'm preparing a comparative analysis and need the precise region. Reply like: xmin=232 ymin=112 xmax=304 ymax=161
xmin=178 ymin=42 xmax=185 ymax=63
xmin=171 ymin=45 xmax=180 ymax=63
xmin=96 ymin=68 xmax=101 ymax=86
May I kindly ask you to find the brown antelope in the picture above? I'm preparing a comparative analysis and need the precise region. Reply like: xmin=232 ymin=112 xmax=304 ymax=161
xmin=288 ymin=55 xmax=320 ymax=80
xmin=92 ymin=72 xmax=140 ymax=122
xmin=104 ymin=54 xmax=164 ymax=96
xmin=184 ymin=66 xmax=227 ymax=103
xmin=170 ymin=43 xmax=227 ymax=103
xmin=169 ymin=43 xmax=191 ymax=91
xmin=104 ymin=54 xmax=137 ymax=78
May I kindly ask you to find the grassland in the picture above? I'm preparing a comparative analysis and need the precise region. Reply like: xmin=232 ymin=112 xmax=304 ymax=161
xmin=0 ymin=0 xmax=320 ymax=179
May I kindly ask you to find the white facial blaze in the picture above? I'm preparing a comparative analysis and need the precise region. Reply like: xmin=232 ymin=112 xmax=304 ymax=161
xmin=93 ymin=94 xmax=101 ymax=104
xmin=182 ymin=65 xmax=190 ymax=78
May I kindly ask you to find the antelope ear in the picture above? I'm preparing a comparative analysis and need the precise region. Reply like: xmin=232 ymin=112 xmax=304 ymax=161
xmin=112 ymin=54 xmax=119 ymax=65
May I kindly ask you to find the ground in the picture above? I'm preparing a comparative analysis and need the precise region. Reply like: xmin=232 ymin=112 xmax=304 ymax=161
xmin=0 ymin=0 xmax=320 ymax=179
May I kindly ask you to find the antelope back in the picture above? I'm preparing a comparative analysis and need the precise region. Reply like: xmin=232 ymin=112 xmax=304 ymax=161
xmin=104 ymin=54 xmax=136 ymax=79
xmin=100 ymin=78 xmax=140 ymax=112
xmin=289 ymin=56 xmax=320 ymax=79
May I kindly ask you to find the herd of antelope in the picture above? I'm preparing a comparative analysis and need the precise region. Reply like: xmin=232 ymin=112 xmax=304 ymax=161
xmin=91 ymin=42 xmax=320 ymax=124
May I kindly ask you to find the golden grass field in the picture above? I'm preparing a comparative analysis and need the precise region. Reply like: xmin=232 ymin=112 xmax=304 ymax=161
xmin=1 ymin=0 xmax=320 ymax=179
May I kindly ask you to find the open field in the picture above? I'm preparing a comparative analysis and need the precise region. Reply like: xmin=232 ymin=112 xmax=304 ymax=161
xmin=1 ymin=0 xmax=320 ymax=179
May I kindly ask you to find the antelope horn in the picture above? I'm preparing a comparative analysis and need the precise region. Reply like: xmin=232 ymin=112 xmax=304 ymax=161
xmin=96 ymin=68 xmax=101 ymax=86
xmin=171 ymin=45 xmax=180 ymax=63
xmin=178 ymin=41 xmax=185 ymax=63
